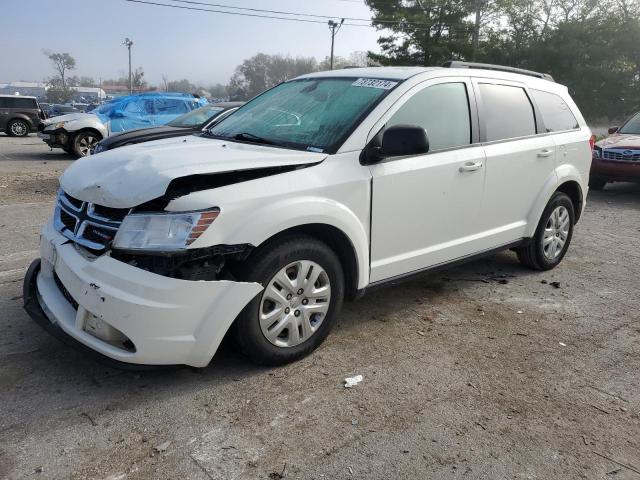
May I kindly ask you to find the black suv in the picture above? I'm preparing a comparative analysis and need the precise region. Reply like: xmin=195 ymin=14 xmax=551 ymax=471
xmin=0 ymin=95 xmax=45 ymax=137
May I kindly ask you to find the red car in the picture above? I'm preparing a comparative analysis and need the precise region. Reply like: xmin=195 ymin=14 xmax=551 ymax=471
xmin=590 ymin=112 xmax=640 ymax=189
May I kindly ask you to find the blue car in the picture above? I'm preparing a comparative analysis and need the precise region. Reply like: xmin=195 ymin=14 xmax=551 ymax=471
xmin=39 ymin=92 xmax=208 ymax=157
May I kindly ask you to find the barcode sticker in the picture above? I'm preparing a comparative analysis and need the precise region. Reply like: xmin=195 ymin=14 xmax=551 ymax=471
xmin=352 ymin=78 xmax=398 ymax=90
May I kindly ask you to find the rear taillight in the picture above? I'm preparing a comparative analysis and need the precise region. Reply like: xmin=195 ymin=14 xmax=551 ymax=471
xmin=589 ymin=134 xmax=596 ymax=151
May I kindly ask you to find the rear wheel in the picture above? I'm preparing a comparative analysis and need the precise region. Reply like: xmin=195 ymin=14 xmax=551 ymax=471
xmin=516 ymin=192 xmax=574 ymax=271
xmin=233 ymin=235 xmax=344 ymax=365
xmin=7 ymin=119 xmax=30 ymax=137
xmin=72 ymin=131 xmax=101 ymax=157
xmin=589 ymin=177 xmax=607 ymax=190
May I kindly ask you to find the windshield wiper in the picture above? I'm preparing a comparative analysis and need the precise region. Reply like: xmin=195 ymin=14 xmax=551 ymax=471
xmin=233 ymin=132 xmax=277 ymax=145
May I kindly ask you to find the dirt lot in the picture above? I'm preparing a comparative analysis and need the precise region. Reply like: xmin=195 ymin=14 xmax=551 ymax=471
xmin=0 ymin=134 xmax=638 ymax=480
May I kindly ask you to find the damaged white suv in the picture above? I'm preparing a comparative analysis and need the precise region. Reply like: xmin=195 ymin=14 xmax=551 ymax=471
xmin=24 ymin=63 xmax=593 ymax=368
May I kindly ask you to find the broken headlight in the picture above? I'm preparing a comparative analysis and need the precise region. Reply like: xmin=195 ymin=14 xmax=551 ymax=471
xmin=113 ymin=209 xmax=219 ymax=251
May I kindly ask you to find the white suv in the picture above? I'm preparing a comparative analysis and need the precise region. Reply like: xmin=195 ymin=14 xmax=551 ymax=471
xmin=24 ymin=63 xmax=593 ymax=368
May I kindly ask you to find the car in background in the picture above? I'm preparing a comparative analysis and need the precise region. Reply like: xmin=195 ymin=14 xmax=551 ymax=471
xmin=47 ymin=104 xmax=80 ymax=118
xmin=0 ymin=95 xmax=45 ymax=137
xmin=93 ymin=102 xmax=243 ymax=154
xmin=37 ymin=92 xmax=207 ymax=157
xmin=591 ymin=112 xmax=640 ymax=189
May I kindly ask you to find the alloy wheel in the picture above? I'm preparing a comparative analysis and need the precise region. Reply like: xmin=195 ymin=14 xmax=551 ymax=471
xmin=259 ymin=260 xmax=331 ymax=348
xmin=10 ymin=121 xmax=27 ymax=136
xmin=77 ymin=134 xmax=99 ymax=156
xmin=542 ymin=205 xmax=570 ymax=261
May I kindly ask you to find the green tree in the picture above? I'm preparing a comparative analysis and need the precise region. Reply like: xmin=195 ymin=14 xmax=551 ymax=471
xmin=43 ymin=51 xmax=76 ymax=90
xmin=365 ymin=0 xmax=475 ymax=66
xmin=228 ymin=53 xmax=317 ymax=100
xmin=167 ymin=78 xmax=198 ymax=93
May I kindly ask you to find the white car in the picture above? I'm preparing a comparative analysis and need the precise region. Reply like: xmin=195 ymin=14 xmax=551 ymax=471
xmin=24 ymin=63 xmax=593 ymax=368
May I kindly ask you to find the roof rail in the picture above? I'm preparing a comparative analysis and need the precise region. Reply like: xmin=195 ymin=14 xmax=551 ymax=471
xmin=442 ymin=61 xmax=555 ymax=82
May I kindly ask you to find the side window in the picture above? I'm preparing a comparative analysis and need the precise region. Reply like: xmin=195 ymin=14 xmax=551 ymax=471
xmin=387 ymin=82 xmax=471 ymax=151
xmin=530 ymin=89 xmax=578 ymax=132
xmin=0 ymin=98 xmax=7 ymax=108
xmin=478 ymin=83 xmax=536 ymax=141
xmin=155 ymin=98 xmax=189 ymax=114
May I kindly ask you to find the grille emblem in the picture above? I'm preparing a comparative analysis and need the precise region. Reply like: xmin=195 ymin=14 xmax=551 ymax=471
xmin=623 ymin=150 xmax=633 ymax=157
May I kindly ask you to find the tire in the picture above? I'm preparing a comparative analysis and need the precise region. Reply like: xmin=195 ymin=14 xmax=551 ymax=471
xmin=233 ymin=234 xmax=345 ymax=365
xmin=72 ymin=131 xmax=101 ymax=158
xmin=516 ymin=191 xmax=574 ymax=271
xmin=589 ymin=177 xmax=607 ymax=190
xmin=7 ymin=119 xmax=30 ymax=137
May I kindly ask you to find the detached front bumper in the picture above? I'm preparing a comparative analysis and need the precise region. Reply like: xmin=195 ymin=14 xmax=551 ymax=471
xmin=23 ymin=220 xmax=263 ymax=367
xmin=38 ymin=128 xmax=70 ymax=149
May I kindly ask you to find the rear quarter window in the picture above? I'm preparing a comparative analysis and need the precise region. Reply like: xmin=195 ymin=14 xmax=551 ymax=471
xmin=478 ymin=83 xmax=536 ymax=142
xmin=530 ymin=89 xmax=579 ymax=132
xmin=0 ymin=97 xmax=37 ymax=109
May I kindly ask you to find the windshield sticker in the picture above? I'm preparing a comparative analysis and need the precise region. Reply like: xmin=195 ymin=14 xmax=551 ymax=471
xmin=307 ymin=146 xmax=324 ymax=153
xmin=352 ymin=78 xmax=398 ymax=90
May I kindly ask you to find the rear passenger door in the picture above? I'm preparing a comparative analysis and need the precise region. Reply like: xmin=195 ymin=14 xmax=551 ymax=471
xmin=0 ymin=97 xmax=8 ymax=130
xmin=474 ymin=80 xmax=556 ymax=244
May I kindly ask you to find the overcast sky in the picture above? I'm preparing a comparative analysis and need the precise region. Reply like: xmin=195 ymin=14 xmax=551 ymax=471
xmin=0 ymin=0 xmax=382 ymax=87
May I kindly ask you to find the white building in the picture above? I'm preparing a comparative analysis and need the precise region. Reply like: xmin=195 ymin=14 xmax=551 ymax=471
xmin=0 ymin=82 xmax=106 ymax=100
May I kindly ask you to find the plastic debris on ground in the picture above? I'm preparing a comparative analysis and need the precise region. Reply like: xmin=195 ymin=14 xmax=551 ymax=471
xmin=344 ymin=375 xmax=363 ymax=388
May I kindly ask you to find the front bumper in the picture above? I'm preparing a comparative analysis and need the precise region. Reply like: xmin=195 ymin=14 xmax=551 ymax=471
xmin=38 ymin=128 xmax=70 ymax=149
xmin=591 ymin=157 xmax=640 ymax=182
xmin=23 ymin=220 xmax=263 ymax=367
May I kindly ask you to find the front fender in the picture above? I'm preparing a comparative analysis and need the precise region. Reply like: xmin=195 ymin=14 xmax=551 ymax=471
xmin=199 ymin=196 xmax=370 ymax=289
xmin=62 ymin=118 xmax=108 ymax=138
xmin=525 ymin=164 xmax=586 ymax=237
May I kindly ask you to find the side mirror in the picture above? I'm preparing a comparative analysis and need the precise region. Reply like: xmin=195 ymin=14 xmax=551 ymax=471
xmin=380 ymin=124 xmax=429 ymax=157
xmin=608 ymin=126 xmax=619 ymax=135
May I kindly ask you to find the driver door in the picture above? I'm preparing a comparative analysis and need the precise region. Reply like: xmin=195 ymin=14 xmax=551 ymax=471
xmin=368 ymin=79 xmax=487 ymax=282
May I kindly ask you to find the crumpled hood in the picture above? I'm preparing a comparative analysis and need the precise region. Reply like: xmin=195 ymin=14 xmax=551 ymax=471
xmin=43 ymin=112 xmax=98 ymax=126
xmin=59 ymin=135 xmax=327 ymax=208
xmin=597 ymin=133 xmax=640 ymax=149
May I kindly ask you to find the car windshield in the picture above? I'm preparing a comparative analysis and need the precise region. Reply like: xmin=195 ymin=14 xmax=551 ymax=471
xmin=208 ymin=77 xmax=398 ymax=153
xmin=168 ymin=105 xmax=225 ymax=127
xmin=619 ymin=113 xmax=640 ymax=134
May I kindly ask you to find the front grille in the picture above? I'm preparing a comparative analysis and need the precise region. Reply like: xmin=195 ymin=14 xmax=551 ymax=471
xmin=54 ymin=190 xmax=129 ymax=251
xmin=602 ymin=148 xmax=640 ymax=162
xmin=54 ymin=272 xmax=79 ymax=310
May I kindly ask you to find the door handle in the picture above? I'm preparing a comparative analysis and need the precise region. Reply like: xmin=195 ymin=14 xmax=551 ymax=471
xmin=459 ymin=161 xmax=483 ymax=172
xmin=537 ymin=149 xmax=553 ymax=158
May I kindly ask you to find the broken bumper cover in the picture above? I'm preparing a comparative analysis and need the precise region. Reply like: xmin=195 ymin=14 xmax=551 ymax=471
xmin=23 ymin=220 xmax=263 ymax=367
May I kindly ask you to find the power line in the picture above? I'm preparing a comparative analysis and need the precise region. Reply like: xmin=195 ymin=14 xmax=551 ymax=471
xmin=126 ymin=0 xmax=475 ymax=33
xmin=126 ymin=0 xmax=369 ymax=26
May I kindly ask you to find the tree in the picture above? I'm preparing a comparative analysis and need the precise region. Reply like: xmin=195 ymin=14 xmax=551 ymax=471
xmin=132 ymin=68 xmax=147 ymax=90
xmin=227 ymin=53 xmax=317 ymax=100
xmin=45 ymin=76 xmax=73 ymax=104
xmin=364 ymin=0 xmax=475 ymax=66
xmin=43 ymin=51 xmax=76 ymax=90
xmin=167 ymin=78 xmax=197 ymax=93
xmin=207 ymin=83 xmax=229 ymax=99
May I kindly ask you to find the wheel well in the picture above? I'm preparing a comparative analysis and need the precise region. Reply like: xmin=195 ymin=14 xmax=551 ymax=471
xmin=259 ymin=224 xmax=360 ymax=301
xmin=74 ymin=128 xmax=103 ymax=141
xmin=556 ymin=181 xmax=583 ymax=222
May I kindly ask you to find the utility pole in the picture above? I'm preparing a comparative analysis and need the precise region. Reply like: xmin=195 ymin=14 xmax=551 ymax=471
xmin=328 ymin=19 xmax=344 ymax=70
xmin=472 ymin=0 xmax=482 ymax=61
xmin=123 ymin=38 xmax=133 ymax=94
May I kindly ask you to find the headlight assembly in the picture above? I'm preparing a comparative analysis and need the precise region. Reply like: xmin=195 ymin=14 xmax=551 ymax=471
xmin=113 ymin=209 xmax=220 ymax=251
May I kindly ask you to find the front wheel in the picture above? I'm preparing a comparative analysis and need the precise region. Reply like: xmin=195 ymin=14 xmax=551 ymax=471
xmin=72 ymin=131 xmax=101 ymax=158
xmin=516 ymin=192 xmax=575 ymax=271
xmin=233 ymin=235 xmax=345 ymax=365
xmin=7 ymin=119 xmax=30 ymax=137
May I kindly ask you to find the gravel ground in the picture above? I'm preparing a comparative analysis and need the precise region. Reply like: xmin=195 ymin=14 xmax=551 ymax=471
xmin=1 ymin=134 xmax=639 ymax=480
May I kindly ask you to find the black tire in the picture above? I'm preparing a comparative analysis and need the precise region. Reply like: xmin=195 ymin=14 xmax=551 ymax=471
xmin=589 ymin=177 xmax=607 ymax=190
xmin=233 ymin=234 xmax=345 ymax=365
xmin=516 ymin=191 xmax=575 ymax=271
xmin=72 ymin=131 xmax=101 ymax=158
xmin=7 ymin=119 xmax=30 ymax=137
xmin=63 ymin=147 xmax=73 ymax=155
